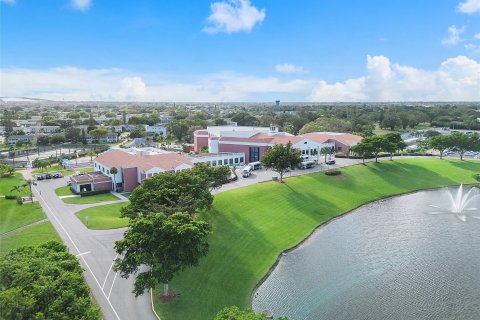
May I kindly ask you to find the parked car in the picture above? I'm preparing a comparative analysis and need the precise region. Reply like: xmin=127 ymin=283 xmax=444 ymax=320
xmin=45 ymin=173 xmax=52 ymax=179
xmin=326 ymin=159 xmax=336 ymax=165
xmin=52 ymin=172 xmax=63 ymax=179
xmin=242 ymin=165 xmax=253 ymax=178
xmin=36 ymin=174 xmax=44 ymax=181
xmin=66 ymin=179 xmax=72 ymax=185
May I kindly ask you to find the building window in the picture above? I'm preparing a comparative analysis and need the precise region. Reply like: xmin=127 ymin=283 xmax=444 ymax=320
xmin=218 ymin=160 xmax=222 ymax=165
xmin=107 ymin=170 xmax=110 ymax=174
xmin=235 ymin=158 xmax=239 ymax=164
xmin=337 ymin=146 xmax=342 ymax=151
xmin=229 ymin=158 xmax=233 ymax=165
xmin=249 ymin=147 xmax=260 ymax=162
xmin=240 ymin=157 xmax=244 ymax=163
xmin=212 ymin=160 xmax=217 ymax=166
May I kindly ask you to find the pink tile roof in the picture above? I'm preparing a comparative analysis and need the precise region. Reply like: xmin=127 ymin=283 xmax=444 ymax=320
xmin=194 ymin=130 xmax=209 ymax=135
xmin=219 ymin=132 xmax=301 ymax=145
xmin=95 ymin=150 xmax=193 ymax=172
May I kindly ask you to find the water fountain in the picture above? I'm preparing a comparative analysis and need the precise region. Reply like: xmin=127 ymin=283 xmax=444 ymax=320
xmin=428 ymin=184 xmax=480 ymax=221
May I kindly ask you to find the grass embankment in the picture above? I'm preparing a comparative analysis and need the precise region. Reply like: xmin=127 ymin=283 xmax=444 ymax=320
xmin=0 ymin=198 xmax=60 ymax=256
xmin=0 ymin=223 xmax=60 ymax=255
xmin=151 ymin=159 xmax=480 ymax=320
xmin=0 ymin=173 xmax=28 ymax=196
xmin=76 ymin=202 xmax=129 ymax=229
xmin=0 ymin=199 xmax=45 ymax=234
xmin=62 ymin=192 xmax=121 ymax=204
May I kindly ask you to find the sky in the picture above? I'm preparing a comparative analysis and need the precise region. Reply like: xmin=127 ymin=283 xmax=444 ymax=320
xmin=1 ymin=0 xmax=480 ymax=102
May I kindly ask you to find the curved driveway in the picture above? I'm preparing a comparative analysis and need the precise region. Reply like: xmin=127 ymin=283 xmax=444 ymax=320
xmin=29 ymin=177 xmax=153 ymax=320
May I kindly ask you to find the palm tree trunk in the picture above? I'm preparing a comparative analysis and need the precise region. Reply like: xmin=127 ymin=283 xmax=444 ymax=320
xmin=163 ymin=282 xmax=169 ymax=296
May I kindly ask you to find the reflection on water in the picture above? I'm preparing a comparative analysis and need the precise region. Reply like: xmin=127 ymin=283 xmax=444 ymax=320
xmin=252 ymin=189 xmax=480 ymax=320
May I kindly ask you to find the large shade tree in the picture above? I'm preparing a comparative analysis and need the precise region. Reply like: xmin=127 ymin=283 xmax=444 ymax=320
xmin=0 ymin=241 xmax=100 ymax=320
xmin=114 ymin=212 xmax=211 ymax=297
xmin=261 ymin=142 xmax=302 ymax=183
xmin=383 ymin=132 xmax=407 ymax=160
xmin=121 ymin=170 xmax=213 ymax=219
xmin=191 ymin=163 xmax=231 ymax=191
xmin=423 ymin=134 xmax=452 ymax=159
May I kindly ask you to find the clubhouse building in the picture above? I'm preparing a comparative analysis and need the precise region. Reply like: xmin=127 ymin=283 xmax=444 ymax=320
xmin=194 ymin=125 xmax=362 ymax=163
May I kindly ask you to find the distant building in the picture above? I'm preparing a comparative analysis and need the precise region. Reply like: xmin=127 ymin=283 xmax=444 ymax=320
xmin=145 ymin=124 xmax=167 ymax=136
xmin=86 ymin=133 xmax=118 ymax=144
xmin=275 ymin=100 xmax=281 ymax=108
xmin=7 ymin=135 xmax=35 ymax=146
xmin=194 ymin=125 xmax=362 ymax=163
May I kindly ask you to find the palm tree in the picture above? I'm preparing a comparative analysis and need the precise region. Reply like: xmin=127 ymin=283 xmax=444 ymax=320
xmin=320 ymin=146 xmax=333 ymax=163
xmin=87 ymin=150 xmax=96 ymax=161
xmin=22 ymin=179 xmax=36 ymax=203
xmin=110 ymin=167 xmax=118 ymax=192
xmin=11 ymin=184 xmax=24 ymax=201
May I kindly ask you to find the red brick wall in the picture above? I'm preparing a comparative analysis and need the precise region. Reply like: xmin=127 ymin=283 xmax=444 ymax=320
xmin=94 ymin=181 xmax=112 ymax=191
xmin=218 ymin=144 xmax=269 ymax=163
xmin=123 ymin=167 xmax=139 ymax=192
xmin=194 ymin=136 xmax=209 ymax=152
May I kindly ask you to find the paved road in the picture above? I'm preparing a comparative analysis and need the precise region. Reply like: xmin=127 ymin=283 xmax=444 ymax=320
xmin=29 ymin=177 xmax=154 ymax=320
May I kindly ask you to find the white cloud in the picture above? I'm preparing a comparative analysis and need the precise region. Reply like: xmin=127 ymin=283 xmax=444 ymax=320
xmin=309 ymin=55 xmax=480 ymax=102
xmin=203 ymin=0 xmax=265 ymax=34
xmin=0 ymin=67 xmax=312 ymax=102
xmin=71 ymin=0 xmax=91 ymax=11
xmin=475 ymin=33 xmax=480 ymax=40
xmin=2 ymin=56 xmax=479 ymax=102
xmin=0 ymin=0 xmax=16 ymax=4
xmin=275 ymin=64 xmax=305 ymax=74
xmin=442 ymin=25 xmax=465 ymax=46
xmin=458 ymin=0 xmax=480 ymax=13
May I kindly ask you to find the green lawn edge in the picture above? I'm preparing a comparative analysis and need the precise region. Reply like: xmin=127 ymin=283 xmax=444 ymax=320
xmin=0 ymin=199 xmax=46 ymax=234
xmin=153 ymin=159 xmax=480 ymax=320
xmin=75 ymin=202 xmax=129 ymax=229
xmin=62 ymin=192 xmax=121 ymax=204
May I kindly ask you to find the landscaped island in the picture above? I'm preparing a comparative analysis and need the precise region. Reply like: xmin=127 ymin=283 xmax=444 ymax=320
xmin=152 ymin=159 xmax=480 ymax=320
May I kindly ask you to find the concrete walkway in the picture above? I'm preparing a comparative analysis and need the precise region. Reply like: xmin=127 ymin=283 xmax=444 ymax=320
xmin=0 ymin=218 xmax=49 ymax=239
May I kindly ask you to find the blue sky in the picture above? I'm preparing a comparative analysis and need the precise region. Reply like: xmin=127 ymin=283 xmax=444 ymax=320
xmin=1 ymin=0 xmax=480 ymax=102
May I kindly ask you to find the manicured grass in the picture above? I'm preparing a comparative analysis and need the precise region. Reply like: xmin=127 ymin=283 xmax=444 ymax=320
xmin=0 ymin=222 xmax=60 ymax=255
xmin=55 ymin=185 xmax=75 ymax=196
xmin=153 ymin=159 xmax=480 ymax=320
xmin=75 ymin=202 xmax=129 ymax=229
xmin=0 ymin=172 xmax=28 ymax=196
xmin=32 ymin=165 xmax=92 ymax=176
xmin=0 ymin=199 xmax=46 ymax=234
xmin=62 ymin=192 xmax=121 ymax=204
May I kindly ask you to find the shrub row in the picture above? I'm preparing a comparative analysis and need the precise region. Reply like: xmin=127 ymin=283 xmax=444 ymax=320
xmin=325 ymin=169 xmax=342 ymax=176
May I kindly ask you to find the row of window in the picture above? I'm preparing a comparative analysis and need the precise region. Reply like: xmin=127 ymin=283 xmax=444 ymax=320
xmin=94 ymin=162 xmax=111 ymax=174
xmin=205 ymin=157 xmax=244 ymax=167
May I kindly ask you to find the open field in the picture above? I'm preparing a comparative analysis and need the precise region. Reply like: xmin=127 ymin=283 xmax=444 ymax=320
xmin=0 ymin=173 xmax=28 ymax=196
xmin=0 ymin=222 xmax=60 ymax=255
xmin=62 ymin=192 xmax=121 ymax=204
xmin=152 ymin=159 xmax=480 ymax=320
xmin=75 ymin=202 xmax=129 ymax=229
xmin=0 ymin=199 xmax=46 ymax=234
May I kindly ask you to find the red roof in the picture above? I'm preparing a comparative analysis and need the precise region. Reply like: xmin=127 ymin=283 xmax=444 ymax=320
xmin=95 ymin=150 xmax=193 ymax=172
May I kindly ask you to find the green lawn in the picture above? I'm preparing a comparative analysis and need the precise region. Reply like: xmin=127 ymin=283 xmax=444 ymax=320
xmin=32 ymin=165 xmax=92 ymax=176
xmin=0 ymin=172 xmax=28 ymax=196
xmin=0 ymin=199 xmax=46 ymax=234
xmin=75 ymin=202 xmax=129 ymax=229
xmin=152 ymin=159 xmax=480 ymax=320
xmin=55 ymin=185 xmax=75 ymax=196
xmin=62 ymin=192 xmax=121 ymax=204
xmin=0 ymin=222 xmax=60 ymax=255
